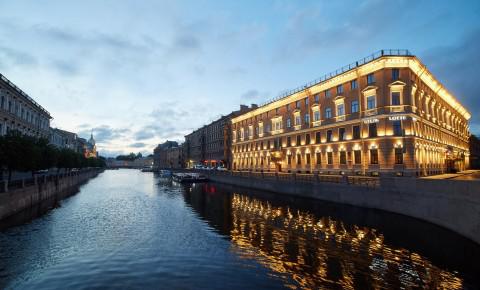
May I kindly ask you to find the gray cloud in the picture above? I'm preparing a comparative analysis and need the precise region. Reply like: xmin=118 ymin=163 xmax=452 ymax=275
xmin=78 ymin=125 xmax=130 ymax=143
xmin=0 ymin=46 xmax=37 ymax=68
xmin=130 ymin=142 xmax=147 ymax=148
xmin=241 ymin=89 xmax=260 ymax=100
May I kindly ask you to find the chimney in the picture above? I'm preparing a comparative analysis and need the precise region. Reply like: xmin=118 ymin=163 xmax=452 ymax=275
xmin=240 ymin=104 xmax=248 ymax=111
xmin=251 ymin=104 xmax=258 ymax=109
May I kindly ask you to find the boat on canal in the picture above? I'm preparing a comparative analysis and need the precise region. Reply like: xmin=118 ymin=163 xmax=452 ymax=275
xmin=172 ymin=173 xmax=208 ymax=183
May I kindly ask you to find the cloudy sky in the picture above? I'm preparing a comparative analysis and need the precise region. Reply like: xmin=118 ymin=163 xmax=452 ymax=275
xmin=0 ymin=0 xmax=479 ymax=157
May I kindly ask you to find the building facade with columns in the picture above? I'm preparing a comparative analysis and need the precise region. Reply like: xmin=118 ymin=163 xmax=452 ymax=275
xmin=231 ymin=50 xmax=470 ymax=176
xmin=0 ymin=73 xmax=51 ymax=138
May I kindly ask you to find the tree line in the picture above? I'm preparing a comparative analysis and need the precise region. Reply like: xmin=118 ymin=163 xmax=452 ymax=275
xmin=0 ymin=131 xmax=105 ymax=181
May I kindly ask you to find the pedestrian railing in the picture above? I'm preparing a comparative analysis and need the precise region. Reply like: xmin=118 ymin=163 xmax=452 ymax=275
xmin=207 ymin=170 xmax=379 ymax=188
xmin=0 ymin=168 xmax=100 ymax=194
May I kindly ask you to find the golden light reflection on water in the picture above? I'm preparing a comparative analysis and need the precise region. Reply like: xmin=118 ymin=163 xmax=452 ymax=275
xmin=229 ymin=193 xmax=464 ymax=290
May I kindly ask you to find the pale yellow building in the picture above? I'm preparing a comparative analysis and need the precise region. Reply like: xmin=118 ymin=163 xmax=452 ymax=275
xmin=231 ymin=50 xmax=470 ymax=176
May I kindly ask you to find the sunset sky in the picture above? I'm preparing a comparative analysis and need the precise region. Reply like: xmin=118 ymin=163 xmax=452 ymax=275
xmin=1 ymin=0 xmax=479 ymax=156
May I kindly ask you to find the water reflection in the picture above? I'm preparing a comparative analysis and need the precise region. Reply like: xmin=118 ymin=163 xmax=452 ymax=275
xmin=182 ymin=183 xmax=479 ymax=289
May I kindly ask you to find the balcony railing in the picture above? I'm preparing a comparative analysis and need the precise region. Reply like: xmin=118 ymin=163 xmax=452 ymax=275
xmin=259 ymin=49 xmax=412 ymax=108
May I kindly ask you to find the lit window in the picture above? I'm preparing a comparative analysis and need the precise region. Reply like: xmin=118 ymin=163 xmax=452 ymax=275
xmin=326 ymin=130 xmax=332 ymax=142
xmin=393 ymin=120 xmax=402 ymax=136
xmin=339 ymin=128 xmax=346 ymax=141
xmin=325 ymin=108 xmax=332 ymax=118
xmin=370 ymin=149 xmax=378 ymax=164
xmin=337 ymin=103 xmax=344 ymax=116
xmin=351 ymin=100 xmax=359 ymax=113
xmin=327 ymin=152 xmax=333 ymax=164
xmin=295 ymin=115 xmax=301 ymax=126
xmin=354 ymin=150 xmax=361 ymax=164
xmin=353 ymin=125 xmax=360 ymax=139
xmin=368 ymin=123 xmax=377 ymax=138
xmin=340 ymin=151 xmax=346 ymax=164
xmin=391 ymin=92 xmax=401 ymax=105
xmin=367 ymin=96 xmax=376 ymax=110
xmin=395 ymin=147 xmax=403 ymax=164
xmin=351 ymin=79 xmax=358 ymax=89
xmin=337 ymin=84 xmax=344 ymax=94
xmin=367 ymin=73 xmax=375 ymax=85
xmin=392 ymin=69 xmax=399 ymax=81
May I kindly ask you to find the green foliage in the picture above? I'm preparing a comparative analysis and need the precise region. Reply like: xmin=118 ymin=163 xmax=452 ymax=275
xmin=0 ymin=130 xmax=106 ymax=180
xmin=115 ymin=152 xmax=141 ymax=161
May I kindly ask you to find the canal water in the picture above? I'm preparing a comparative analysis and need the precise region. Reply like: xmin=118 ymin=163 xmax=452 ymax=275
xmin=0 ymin=169 xmax=479 ymax=289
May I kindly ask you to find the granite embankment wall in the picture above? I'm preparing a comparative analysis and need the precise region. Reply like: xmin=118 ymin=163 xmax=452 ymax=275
xmin=206 ymin=171 xmax=480 ymax=245
xmin=0 ymin=169 xmax=102 ymax=221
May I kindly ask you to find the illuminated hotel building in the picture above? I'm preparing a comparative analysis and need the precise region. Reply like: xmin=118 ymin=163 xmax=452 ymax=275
xmin=231 ymin=50 xmax=471 ymax=176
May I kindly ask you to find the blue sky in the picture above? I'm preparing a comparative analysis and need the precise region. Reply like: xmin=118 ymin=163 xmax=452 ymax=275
xmin=0 ymin=0 xmax=479 ymax=156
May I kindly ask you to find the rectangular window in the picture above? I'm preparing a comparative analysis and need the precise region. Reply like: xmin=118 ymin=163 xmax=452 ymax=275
xmin=393 ymin=120 xmax=402 ymax=136
xmin=305 ymin=98 xmax=309 ymax=106
xmin=287 ymin=136 xmax=291 ymax=147
xmin=339 ymin=128 xmax=346 ymax=141
xmin=325 ymin=108 xmax=332 ymax=118
xmin=367 ymin=73 xmax=375 ymax=85
xmin=313 ymin=110 xmax=320 ymax=121
xmin=288 ymin=154 xmax=292 ymax=165
xmin=305 ymin=133 xmax=311 ymax=145
xmin=327 ymin=152 xmax=333 ymax=165
xmin=295 ymin=115 xmax=301 ymax=126
xmin=354 ymin=150 xmax=361 ymax=164
xmin=337 ymin=84 xmax=343 ymax=94
xmin=353 ymin=125 xmax=361 ymax=139
xmin=337 ymin=103 xmax=344 ymax=116
xmin=325 ymin=90 xmax=331 ymax=98
xmin=370 ymin=149 xmax=378 ymax=164
xmin=286 ymin=118 xmax=291 ymax=128
xmin=367 ymin=96 xmax=376 ymax=109
xmin=306 ymin=153 xmax=311 ymax=165
xmin=314 ymin=94 xmax=319 ymax=103
xmin=395 ymin=147 xmax=403 ymax=164
xmin=286 ymin=104 xmax=290 ymax=111
xmin=391 ymin=92 xmax=401 ymax=105
xmin=315 ymin=132 xmax=321 ymax=144
xmin=392 ymin=68 xmax=399 ymax=81
xmin=296 ymin=101 xmax=301 ymax=108
xmin=316 ymin=152 xmax=321 ymax=165
xmin=351 ymin=79 xmax=358 ymax=89
xmin=340 ymin=151 xmax=347 ymax=164
xmin=351 ymin=100 xmax=359 ymax=113
xmin=368 ymin=123 xmax=377 ymax=138
xmin=304 ymin=113 xmax=310 ymax=124
xmin=296 ymin=153 xmax=301 ymax=165
xmin=296 ymin=135 xmax=301 ymax=146
xmin=326 ymin=130 xmax=332 ymax=142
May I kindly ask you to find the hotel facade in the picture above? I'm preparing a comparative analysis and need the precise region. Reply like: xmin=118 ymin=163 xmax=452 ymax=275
xmin=231 ymin=50 xmax=470 ymax=176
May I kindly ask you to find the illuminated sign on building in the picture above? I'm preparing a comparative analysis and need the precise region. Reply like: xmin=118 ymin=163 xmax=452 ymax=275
xmin=388 ymin=115 xmax=407 ymax=121
xmin=363 ymin=118 xmax=379 ymax=124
